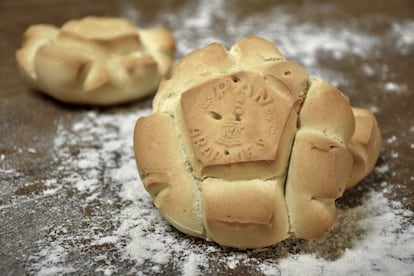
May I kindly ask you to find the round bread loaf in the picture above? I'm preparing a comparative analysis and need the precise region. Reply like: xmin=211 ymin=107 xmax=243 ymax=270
xmin=133 ymin=36 xmax=382 ymax=248
xmin=16 ymin=16 xmax=175 ymax=105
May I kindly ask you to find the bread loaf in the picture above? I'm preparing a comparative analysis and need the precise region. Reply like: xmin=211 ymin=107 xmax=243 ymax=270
xmin=16 ymin=16 xmax=175 ymax=105
xmin=133 ymin=36 xmax=381 ymax=248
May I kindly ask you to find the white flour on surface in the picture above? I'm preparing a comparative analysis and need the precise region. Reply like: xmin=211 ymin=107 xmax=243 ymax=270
xmin=29 ymin=244 xmax=76 ymax=276
xmin=24 ymin=102 xmax=413 ymax=275
xmin=7 ymin=1 xmax=411 ymax=275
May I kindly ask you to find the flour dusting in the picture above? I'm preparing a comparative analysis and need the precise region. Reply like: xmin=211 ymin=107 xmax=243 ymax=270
xmin=23 ymin=99 xmax=413 ymax=275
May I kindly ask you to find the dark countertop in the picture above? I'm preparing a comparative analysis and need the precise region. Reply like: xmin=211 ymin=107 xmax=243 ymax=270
xmin=1 ymin=1 xmax=413 ymax=275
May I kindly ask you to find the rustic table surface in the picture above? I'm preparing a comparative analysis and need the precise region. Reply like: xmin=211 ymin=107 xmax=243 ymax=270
xmin=1 ymin=0 xmax=413 ymax=275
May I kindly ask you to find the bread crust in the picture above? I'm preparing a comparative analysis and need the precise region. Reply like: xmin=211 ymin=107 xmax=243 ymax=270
xmin=134 ymin=113 xmax=203 ymax=237
xmin=134 ymin=36 xmax=382 ymax=248
xmin=16 ymin=16 xmax=175 ymax=105
xmin=285 ymin=78 xmax=381 ymax=239
xmin=347 ymin=108 xmax=382 ymax=188
xmin=202 ymin=178 xmax=289 ymax=248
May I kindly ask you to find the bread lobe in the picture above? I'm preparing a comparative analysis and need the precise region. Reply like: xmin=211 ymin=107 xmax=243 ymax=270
xmin=203 ymin=178 xmax=289 ymax=248
xmin=134 ymin=113 xmax=204 ymax=237
xmin=346 ymin=108 xmax=382 ymax=188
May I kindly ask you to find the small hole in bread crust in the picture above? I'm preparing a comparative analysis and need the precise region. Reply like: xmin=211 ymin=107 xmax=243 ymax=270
xmin=224 ymin=150 xmax=230 ymax=155
xmin=284 ymin=71 xmax=291 ymax=76
xmin=210 ymin=111 xmax=222 ymax=120
xmin=235 ymin=114 xmax=242 ymax=121
xmin=329 ymin=145 xmax=339 ymax=150
xmin=232 ymin=75 xmax=240 ymax=83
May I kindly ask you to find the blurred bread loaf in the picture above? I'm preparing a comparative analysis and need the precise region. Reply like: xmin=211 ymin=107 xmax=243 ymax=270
xmin=16 ymin=16 xmax=175 ymax=105
xmin=134 ymin=36 xmax=382 ymax=248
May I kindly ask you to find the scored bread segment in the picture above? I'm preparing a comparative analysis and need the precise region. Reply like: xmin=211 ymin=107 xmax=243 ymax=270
xmin=134 ymin=113 xmax=204 ymax=238
xmin=202 ymin=178 xmax=289 ymax=248
xmin=285 ymin=78 xmax=357 ymax=239
xmin=346 ymin=108 xmax=382 ymax=189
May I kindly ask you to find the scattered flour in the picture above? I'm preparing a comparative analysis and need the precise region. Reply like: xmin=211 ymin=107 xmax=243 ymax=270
xmin=29 ymin=243 xmax=76 ymax=276
xmin=259 ymin=192 xmax=414 ymax=275
xmin=28 ymin=148 xmax=37 ymax=154
xmin=392 ymin=21 xmax=414 ymax=55
xmin=2 ymin=1 xmax=412 ymax=275
xmin=25 ymin=100 xmax=412 ymax=275
xmin=181 ymin=253 xmax=205 ymax=276
xmin=91 ymin=235 xmax=119 ymax=246
xmin=375 ymin=163 xmax=390 ymax=174
xmin=391 ymin=151 xmax=400 ymax=159
xmin=369 ymin=105 xmax=380 ymax=113
xmin=387 ymin=135 xmax=398 ymax=144
xmin=384 ymin=82 xmax=407 ymax=93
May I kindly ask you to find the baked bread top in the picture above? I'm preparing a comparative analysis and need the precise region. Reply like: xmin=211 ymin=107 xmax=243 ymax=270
xmin=134 ymin=36 xmax=382 ymax=248
xmin=16 ymin=16 xmax=175 ymax=105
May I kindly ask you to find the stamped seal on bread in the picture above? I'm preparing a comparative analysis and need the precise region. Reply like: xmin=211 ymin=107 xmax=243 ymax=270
xmin=16 ymin=16 xmax=175 ymax=105
xmin=133 ymin=36 xmax=382 ymax=248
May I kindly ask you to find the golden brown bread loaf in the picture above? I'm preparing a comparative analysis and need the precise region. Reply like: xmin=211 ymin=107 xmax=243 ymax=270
xmin=16 ymin=16 xmax=175 ymax=105
xmin=133 ymin=36 xmax=382 ymax=248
